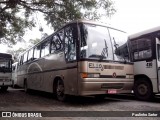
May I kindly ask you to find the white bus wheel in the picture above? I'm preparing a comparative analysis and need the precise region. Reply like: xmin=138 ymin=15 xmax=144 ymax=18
xmin=134 ymin=79 xmax=153 ymax=101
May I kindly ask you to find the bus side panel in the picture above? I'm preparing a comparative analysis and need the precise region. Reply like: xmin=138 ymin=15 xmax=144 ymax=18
xmin=27 ymin=58 xmax=45 ymax=90
xmin=17 ymin=64 xmax=28 ymax=87
xmin=36 ymin=53 xmax=79 ymax=95
xmin=134 ymin=60 xmax=159 ymax=93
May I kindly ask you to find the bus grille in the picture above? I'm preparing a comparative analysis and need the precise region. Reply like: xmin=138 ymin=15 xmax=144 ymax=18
xmin=101 ymin=83 xmax=124 ymax=89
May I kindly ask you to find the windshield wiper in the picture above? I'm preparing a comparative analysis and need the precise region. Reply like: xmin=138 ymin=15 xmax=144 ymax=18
xmin=100 ymin=39 xmax=108 ymax=60
xmin=113 ymin=37 xmax=119 ymax=50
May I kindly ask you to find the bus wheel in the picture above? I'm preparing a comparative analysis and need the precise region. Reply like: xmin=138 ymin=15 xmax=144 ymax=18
xmin=56 ymin=79 xmax=66 ymax=101
xmin=1 ymin=86 xmax=8 ymax=91
xmin=134 ymin=79 xmax=153 ymax=101
xmin=95 ymin=95 xmax=106 ymax=100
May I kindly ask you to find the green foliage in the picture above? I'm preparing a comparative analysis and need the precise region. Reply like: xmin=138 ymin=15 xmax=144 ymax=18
xmin=7 ymin=47 xmax=26 ymax=62
xmin=7 ymin=37 xmax=41 ymax=61
xmin=28 ymin=38 xmax=41 ymax=48
xmin=0 ymin=0 xmax=116 ymax=45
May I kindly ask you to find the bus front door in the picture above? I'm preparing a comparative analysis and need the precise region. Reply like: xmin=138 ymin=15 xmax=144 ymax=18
xmin=156 ymin=38 xmax=160 ymax=91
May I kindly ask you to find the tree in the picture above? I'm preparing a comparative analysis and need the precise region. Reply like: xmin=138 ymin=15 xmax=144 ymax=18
xmin=0 ymin=0 xmax=116 ymax=45
xmin=7 ymin=47 xmax=26 ymax=62
xmin=7 ymin=37 xmax=42 ymax=62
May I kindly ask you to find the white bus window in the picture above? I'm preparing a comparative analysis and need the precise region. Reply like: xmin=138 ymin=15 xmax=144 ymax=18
xmin=41 ymin=40 xmax=50 ymax=57
xmin=34 ymin=45 xmax=41 ymax=59
xmin=64 ymin=25 xmax=77 ymax=61
xmin=28 ymin=49 xmax=33 ymax=61
xmin=23 ymin=52 xmax=28 ymax=63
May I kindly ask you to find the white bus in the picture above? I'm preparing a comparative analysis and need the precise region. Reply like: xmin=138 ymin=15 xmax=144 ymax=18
xmin=128 ymin=26 xmax=160 ymax=100
xmin=12 ymin=62 xmax=18 ymax=88
xmin=0 ymin=53 xmax=12 ymax=91
xmin=17 ymin=20 xmax=134 ymax=101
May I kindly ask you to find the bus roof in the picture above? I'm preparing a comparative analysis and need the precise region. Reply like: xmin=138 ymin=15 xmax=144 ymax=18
xmin=62 ymin=19 xmax=126 ymax=33
xmin=0 ymin=53 xmax=12 ymax=59
xmin=129 ymin=26 xmax=160 ymax=39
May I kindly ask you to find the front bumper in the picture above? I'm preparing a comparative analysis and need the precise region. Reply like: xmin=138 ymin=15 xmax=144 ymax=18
xmin=78 ymin=78 xmax=134 ymax=96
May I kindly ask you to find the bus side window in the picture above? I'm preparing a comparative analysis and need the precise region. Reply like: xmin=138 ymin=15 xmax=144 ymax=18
xmin=19 ymin=56 xmax=23 ymax=65
xmin=28 ymin=48 xmax=34 ymax=61
xmin=51 ymin=30 xmax=64 ymax=54
xmin=157 ymin=45 xmax=160 ymax=61
xmin=23 ymin=53 xmax=28 ymax=63
xmin=64 ymin=24 xmax=77 ymax=62
xmin=33 ymin=45 xmax=41 ymax=59
xmin=131 ymin=38 xmax=152 ymax=61
xmin=41 ymin=40 xmax=50 ymax=57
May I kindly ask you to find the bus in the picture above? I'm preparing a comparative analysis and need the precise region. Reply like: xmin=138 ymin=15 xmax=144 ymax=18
xmin=128 ymin=26 xmax=160 ymax=100
xmin=0 ymin=53 xmax=12 ymax=91
xmin=17 ymin=20 xmax=134 ymax=101
xmin=12 ymin=62 xmax=18 ymax=88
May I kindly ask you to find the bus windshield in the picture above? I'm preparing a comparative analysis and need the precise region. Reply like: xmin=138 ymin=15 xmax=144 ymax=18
xmin=80 ymin=23 xmax=129 ymax=62
xmin=108 ymin=28 xmax=129 ymax=61
xmin=0 ymin=59 xmax=12 ymax=72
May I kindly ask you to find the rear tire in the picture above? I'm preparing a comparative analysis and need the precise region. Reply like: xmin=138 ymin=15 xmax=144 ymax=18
xmin=56 ymin=79 xmax=67 ymax=101
xmin=134 ymin=78 xmax=153 ymax=101
xmin=1 ymin=86 xmax=8 ymax=92
xmin=24 ymin=80 xmax=28 ymax=93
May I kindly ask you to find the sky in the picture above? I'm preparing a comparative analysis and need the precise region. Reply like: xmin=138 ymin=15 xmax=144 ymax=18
xmin=110 ymin=0 xmax=160 ymax=34
xmin=1 ymin=0 xmax=160 ymax=52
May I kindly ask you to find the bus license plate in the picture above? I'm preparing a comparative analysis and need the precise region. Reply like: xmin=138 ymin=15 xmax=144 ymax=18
xmin=107 ymin=89 xmax=117 ymax=94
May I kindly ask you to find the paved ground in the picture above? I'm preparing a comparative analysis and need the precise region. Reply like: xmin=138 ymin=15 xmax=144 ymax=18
xmin=0 ymin=87 xmax=160 ymax=120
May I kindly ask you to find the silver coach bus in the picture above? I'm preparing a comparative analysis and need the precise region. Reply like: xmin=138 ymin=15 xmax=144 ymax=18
xmin=17 ymin=20 xmax=134 ymax=101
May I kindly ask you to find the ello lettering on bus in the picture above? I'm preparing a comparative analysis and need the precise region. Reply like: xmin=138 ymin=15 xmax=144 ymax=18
xmin=88 ymin=63 xmax=104 ymax=71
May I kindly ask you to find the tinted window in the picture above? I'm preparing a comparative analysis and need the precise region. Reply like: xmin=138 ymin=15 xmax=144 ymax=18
xmin=64 ymin=24 xmax=77 ymax=61
xmin=130 ymin=38 xmax=152 ymax=60
xmin=51 ymin=30 xmax=64 ymax=53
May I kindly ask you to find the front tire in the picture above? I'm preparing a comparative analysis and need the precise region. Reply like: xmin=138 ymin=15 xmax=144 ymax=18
xmin=134 ymin=78 xmax=153 ymax=101
xmin=56 ymin=79 xmax=67 ymax=101
xmin=95 ymin=95 xmax=106 ymax=100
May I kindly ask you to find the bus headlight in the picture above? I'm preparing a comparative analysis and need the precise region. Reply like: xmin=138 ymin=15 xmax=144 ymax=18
xmin=81 ymin=73 xmax=100 ymax=78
